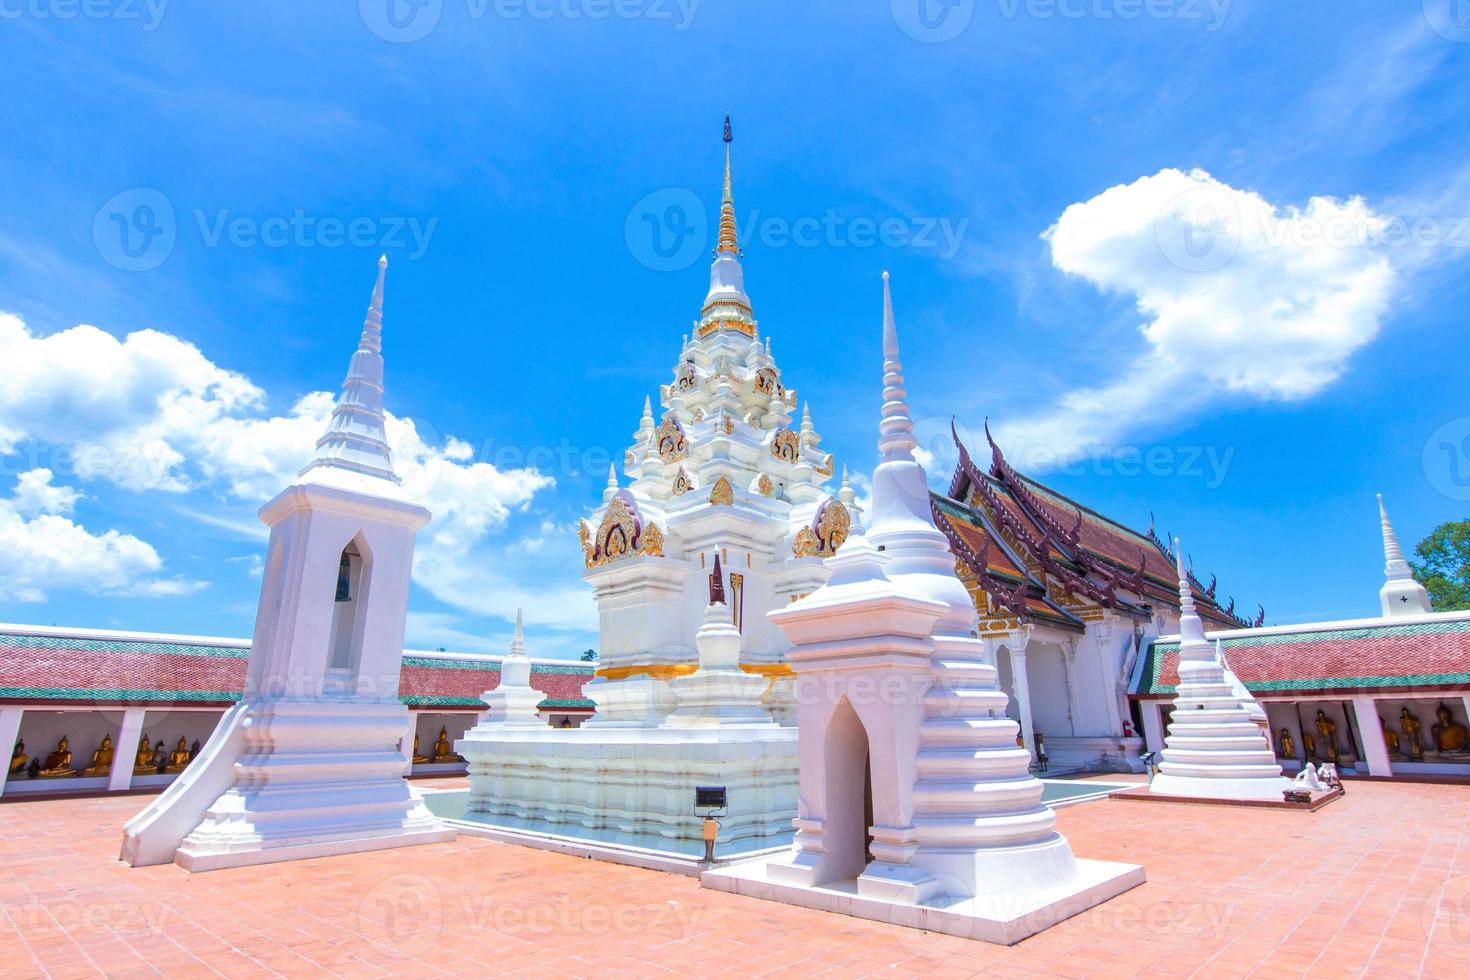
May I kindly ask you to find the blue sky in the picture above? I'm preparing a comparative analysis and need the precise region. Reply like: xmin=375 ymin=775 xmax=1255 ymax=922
xmin=0 ymin=1 xmax=1466 ymax=656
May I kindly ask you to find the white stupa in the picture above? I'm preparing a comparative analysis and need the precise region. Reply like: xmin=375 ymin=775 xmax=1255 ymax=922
xmin=1377 ymin=494 xmax=1433 ymax=617
xmin=1148 ymin=538 xmax=1291 ymax=801
xmin=456 ymin=118 xmax=809 ymax=855
xmin=702 ymin=273 xmax=1143 ymax=945
xmin=121 ymin=257 xmax=453 ymax=871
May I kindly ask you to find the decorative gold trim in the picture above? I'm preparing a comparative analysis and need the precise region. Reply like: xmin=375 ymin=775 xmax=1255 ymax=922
xmin=757 ymin=474 xmax=774 ymax=496
xmin=709 ymin=476 xmax=734 ymax=506
xmin=655 ymin=416 xmax=688 ymax=463
xmin=672 ymin=468 xmax=693 ymax=496
xmin=771 ymin=428 xmax=800 ymax=463
xmin=595 ymin=664 xmax=699 ymax=681
xmin=739 ymin=663 xmax=794 ymax=678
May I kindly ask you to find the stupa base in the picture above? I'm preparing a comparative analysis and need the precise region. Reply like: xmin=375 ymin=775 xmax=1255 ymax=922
xmin=701 ymin=854 xmax=1144 ymax=946
xmin=1111 ymin=783 xmax=1341 ymax=811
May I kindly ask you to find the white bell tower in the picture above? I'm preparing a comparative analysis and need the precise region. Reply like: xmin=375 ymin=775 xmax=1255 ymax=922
xmin=120 ymin=256 xmax=453 ymax=871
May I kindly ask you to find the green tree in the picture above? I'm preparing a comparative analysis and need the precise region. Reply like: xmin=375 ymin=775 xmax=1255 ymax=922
xmin=579 ymin=649 xmax=597 ymax=662
xmin=1411 ymin=520 xmax=1470 ymax=611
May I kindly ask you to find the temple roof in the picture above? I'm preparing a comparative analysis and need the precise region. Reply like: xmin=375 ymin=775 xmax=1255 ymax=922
xmin=0 ymin=625 xmax=594 ymax=710
xmin=939 ymin=426 xmax=1254 ymax=630
xmin=1131 ymin=612 xmax=1470 ymax=698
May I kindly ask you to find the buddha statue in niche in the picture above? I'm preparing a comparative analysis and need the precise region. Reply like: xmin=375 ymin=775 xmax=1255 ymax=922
xmin=1277 ymin=728 xmax=1294 ymax=759
xmin=165 ymin=737 xmax=192 ymax=773
xmin=9 ymin=739 xmax=26 ymax=774
xmin=133 ymin=733 xmax=156 ymax=774
xmin=1400 ymin=708 xmax=1424 ymax=761
xmin=83 ymin=735 xmax=115 ymax=776
xmin=1433 ymin=702 xmax=1468 ymax=755
xmin=412 ymin=733 xmax=429 ymax=765
xmin=1381 ymin=719 xmax=1401 ymax=758
xmin=38 ymin=736 xmax=78 ymax=778
xmin=430 ymin=726 xmax=462 ymax=763
xmin=1314 ymin=710 xmax=1339 ymax=763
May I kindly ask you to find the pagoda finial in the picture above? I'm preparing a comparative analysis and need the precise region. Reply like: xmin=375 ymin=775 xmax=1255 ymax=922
xmin=1174 ymin=537 xmax=1207 ymax=647
xmin=510 ymin=607 xmax=525 ymax=656
xmin=716 ymin=114 xmax=738 ymax=256
xmin=1377 ymin=493 xmax=1433 ymax=616
xmin=709 ymin=553 xmax=727 ymax=605
xmin=879 ymin=272 xmax=917 ymax=464
xmin=299 ymin=256 xmax=398 ymax=485
xmin=603 ymin=463 xmax=619 ymax=502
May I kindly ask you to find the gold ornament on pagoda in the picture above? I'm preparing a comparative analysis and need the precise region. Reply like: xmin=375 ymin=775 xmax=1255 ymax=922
xmin=754 ymin=367 xmax=783 ymax=398
xmin=792 ymin=499 xmax=850 ymax=558
xmin=757 ymin=474 xmax=774 ymax=496
xmin=771 ymin=428 xmax=800 ymax=463
xmin=709 ymin=477 xmax=734 ymax=506
xmin=582 ymin=497 xmax=663 ymax=568
xmin=655 ymin=416 xmax=688 ymax=463
xmin=672 ymin=468 xmax=693 ymax=496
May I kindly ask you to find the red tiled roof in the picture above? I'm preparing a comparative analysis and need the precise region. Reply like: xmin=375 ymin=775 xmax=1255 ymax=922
xmin=1133 ymin=617 xmax=1470 ymax=698
xmin=0 ymin=630 xmax=594 ymax=710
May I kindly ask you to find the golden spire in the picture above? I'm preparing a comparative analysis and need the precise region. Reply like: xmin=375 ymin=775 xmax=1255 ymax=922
xmin=717 ymin=113 xmax=739 ymax=256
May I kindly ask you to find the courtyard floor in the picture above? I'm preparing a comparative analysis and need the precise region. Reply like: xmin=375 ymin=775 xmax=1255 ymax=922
xmin=0 ymin=776 xmax=1466 ymax=978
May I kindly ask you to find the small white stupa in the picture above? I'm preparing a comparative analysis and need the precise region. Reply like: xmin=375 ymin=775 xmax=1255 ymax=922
xmin=120 ymin=257 xmax=453 ymax=871
xmin=1377 ymin=494 xmax=1433 ymax=617
xmin=476 ymin=609 xmax=546 ymax=728
xmin=702 ymin=273 xmax=1143 ymax=945
xmin=1148 ymin=539 xmax=1291 ymax=801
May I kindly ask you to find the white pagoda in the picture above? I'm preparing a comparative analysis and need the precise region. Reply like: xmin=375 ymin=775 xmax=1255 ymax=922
xmin=457 ymin=118 xmax=850 ymax=854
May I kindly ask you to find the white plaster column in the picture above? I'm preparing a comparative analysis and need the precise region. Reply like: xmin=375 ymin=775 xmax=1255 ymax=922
xmin=1006 ymin=626 xmax=1037 ymax=764
xmin=401 ymin=711 xmax=417 ymax=776
xmin=0 ymin=707 xmax=24 ymax=797
xmin=1350 ymin=696 xmax=1392 ymax=778
xmin=1141 ymin=700 xmax=1165 ymax=756
xmin=108 ymin=708 xmax=148 ymax=793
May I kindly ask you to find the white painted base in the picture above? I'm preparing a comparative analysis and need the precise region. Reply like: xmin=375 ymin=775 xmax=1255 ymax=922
xmin=702 ymin=854 xmax=1145 ymax=946
xmin=1148 ymin=771 xmax=1292 ymax=801
xmin=122 ymin=698 xmax=455 ymax=872
xmin=457 ymin=722 xmax=797 ymax=853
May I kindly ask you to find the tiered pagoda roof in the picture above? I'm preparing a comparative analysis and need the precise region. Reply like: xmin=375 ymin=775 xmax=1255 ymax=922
xmin=0 ymin=625 xmax=594 ymax=711
xmin=932 ymin=423 xmax=1257 ymax=632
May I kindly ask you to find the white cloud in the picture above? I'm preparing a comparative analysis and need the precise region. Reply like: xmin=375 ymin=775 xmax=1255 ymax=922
xmin=0 ymin=311 xmax=578 ymax=622
xmin=998 ymin=169 xmax=1396 ymax=461
xmin=0 ymin=315 xmax=262 ymax=492
xmin=0 ymin=469 xmax=205 ymax=602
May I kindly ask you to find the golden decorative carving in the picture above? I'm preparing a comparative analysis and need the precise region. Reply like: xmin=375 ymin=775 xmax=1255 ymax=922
xmin=655 ymin=416 xmax=688 ymax=463
xmin=692 ymin=408 xmax=705 ymax=423
xmin=675 ymin=360 xmax=697 ymax=390
xmin=815 ymin=500 xmax=850 ymax=555
xmin=709 ymin=477 xmax=734 ymax=506
xmin=583 ymin=497 xmax=658 ymax=569
xmin=697 ymin=317 xmax=756 ymax=338
xmin=672 ymin=468 xmax=693 ymax=496
xmin=757 ymin=474 xmax=774 ymax=496
xmin=771 ymin=428 xmax=800 ymax=463
xmin=791 ymin=526 xmax=819 ymax=558
xmin=133 ymin=733 xmax=155 ymax=774
xmin=639 ymin=523 xmax=665 ymax=557
xmin=1401 ymin=707 xmax=1424 ymax=760
xmin=754 ymin=367 xmax=783 ymax=398
xmin=814 ymin=456 xmax=834 ymax=477
xmin=723 ymin=415 xmax=735 ymax=435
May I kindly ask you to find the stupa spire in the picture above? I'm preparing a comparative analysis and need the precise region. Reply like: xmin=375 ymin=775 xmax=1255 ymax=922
xmin=1377 ymin=494 xmax=1433 ymax=616
xmin=717 ymin=113 xmax=738 ymax=256
xmin=300 ymin=254 xmax=398 ymax=485
xmin=510 ymin=607 xmax=526 ymax=657
xmin=1174 ymin=537 xmax=1208 ymax=649
xmin=879 ymin=272 xmax=917 ymax=465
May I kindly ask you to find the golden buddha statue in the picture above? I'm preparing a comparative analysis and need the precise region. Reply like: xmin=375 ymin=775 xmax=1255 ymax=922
xmin=133 ymin=733 xmax=156 ymax=774
xmin=429 ymin=726 xmax=461 ymax=764
xmin=1401 ymin=708 xmax=1424 ymax=760
xmin=1382 ymin=719 xmax=1401 ymax=757
xmin=1277 ymin=728 xmax=1294 ymax=759
xmin=165 ymin=737 xmax=192 ymax=773
xmin=1302 ymin=732 xmax=1316 ymax=758
xmin=38 ymin=736 xmax=78 ymax=778
xmin=412 ymin=733 xmax=429 ymax=765
xmin=1433 ymin=702 xmax=1468 ymax=754
xmin=9 ymin=739 xmax=26 ymax=774
xmin=1314 ymin=710 xmax=1339 ymax=762
xmin=83 ymin=735 xmax=115 ymax=777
